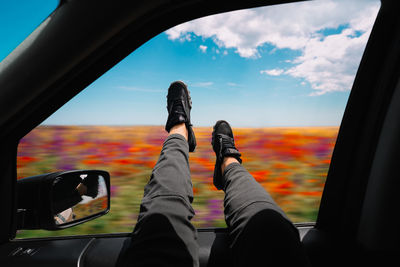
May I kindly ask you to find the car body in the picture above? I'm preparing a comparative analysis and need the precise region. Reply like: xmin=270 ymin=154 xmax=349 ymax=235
xmin=0 ymin=0 xmax=399 ymax=266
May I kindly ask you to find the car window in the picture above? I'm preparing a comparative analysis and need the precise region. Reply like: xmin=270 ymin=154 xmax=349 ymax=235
xmin=15 ymin=0 xmax=380 ymax=238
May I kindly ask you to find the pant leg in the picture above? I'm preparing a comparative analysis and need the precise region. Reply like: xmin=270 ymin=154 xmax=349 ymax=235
xmin=120 ymin=134 xmax=199 ymax=267
xmin=223 ymin=163 xmax=310 ymax=267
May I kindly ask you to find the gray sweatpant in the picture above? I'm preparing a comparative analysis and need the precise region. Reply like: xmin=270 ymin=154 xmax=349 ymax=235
xmin=123 ymin=134 xmax=309 ymax=267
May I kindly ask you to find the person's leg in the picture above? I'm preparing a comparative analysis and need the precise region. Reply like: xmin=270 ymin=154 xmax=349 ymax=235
xmin=223 ymin=161 xmax=309 ymax=266
xmin=212 ymin=120 xmax=309 ymax=267
xmin=119 ymin=82 xmax=199 ymax=267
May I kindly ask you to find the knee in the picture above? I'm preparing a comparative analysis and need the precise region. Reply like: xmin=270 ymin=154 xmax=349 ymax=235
xmin=136 ymin=212 xmax=172 ymax=233
xmin=233 ymin=209 xmax=308 ymax=266
xmin=242 ymin=209 xmax=299 ymax=242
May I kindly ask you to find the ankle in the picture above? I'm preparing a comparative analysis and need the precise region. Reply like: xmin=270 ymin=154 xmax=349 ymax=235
xmin=169 ymin=123 xmax=188 ymax=140
xmin=221 ymin=157 xmax=240 ymax=174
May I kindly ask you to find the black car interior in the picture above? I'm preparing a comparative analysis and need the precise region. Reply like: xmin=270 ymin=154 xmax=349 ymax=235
xmin=1 ymin=0 xmax=399 ymax=266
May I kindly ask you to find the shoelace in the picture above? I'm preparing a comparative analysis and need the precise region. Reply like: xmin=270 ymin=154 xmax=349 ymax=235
xmin=218 ymin=134 xmax=236 ymax=157
xmin=170 ymin=99 xmax=186 ymax=117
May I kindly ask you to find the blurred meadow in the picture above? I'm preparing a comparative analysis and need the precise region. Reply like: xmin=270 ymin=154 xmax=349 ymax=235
xmin=16 ymin=125 xmax=337 ymax=238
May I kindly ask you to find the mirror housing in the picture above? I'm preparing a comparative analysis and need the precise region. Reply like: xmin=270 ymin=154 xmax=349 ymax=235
xmin=17 ymin=170 xmax=110 ymax=230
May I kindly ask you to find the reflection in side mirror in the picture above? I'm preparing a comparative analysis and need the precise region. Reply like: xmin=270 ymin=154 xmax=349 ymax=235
xmin=17 ymin=170 xmax=110 ymax=230
xmin=52 ymin=173 xmax=109 ymax=226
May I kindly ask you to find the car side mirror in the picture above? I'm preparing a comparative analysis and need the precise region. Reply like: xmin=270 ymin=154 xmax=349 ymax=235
xmin=16 ymin=170 xmax=110 ymax=230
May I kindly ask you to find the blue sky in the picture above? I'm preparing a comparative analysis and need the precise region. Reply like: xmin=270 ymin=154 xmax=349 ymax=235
xmin=0 ymin=0 xmax=380 ymax=127
xmin=0 ymin=0 xmax=58 ymax=61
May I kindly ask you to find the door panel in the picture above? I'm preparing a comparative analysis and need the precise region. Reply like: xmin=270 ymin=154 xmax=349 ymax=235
xmin=0 ymin=225 xmax=313 ymax=267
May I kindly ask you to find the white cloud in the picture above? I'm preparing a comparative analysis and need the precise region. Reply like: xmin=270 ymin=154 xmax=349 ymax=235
xmin=199 ymin=45 xmax=207 ymax=53
xmin=166 ymin=0 xmax=380 ymax=95
xmin=227 ymin=82 xmax=240 ymax=86
xmin=192 ymin=81 xmax=213 ymax=88
xmin=286 ymin=28 xmax=370 ymax=95
xmin=260 ymin=68 xmax=285 ymax=76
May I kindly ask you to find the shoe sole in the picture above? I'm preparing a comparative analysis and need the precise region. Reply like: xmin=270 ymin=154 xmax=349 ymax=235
xmin=168 ymin=81 xmax=196 ymax=152
xmin=169 ymin=81 xmax=192 ymax=109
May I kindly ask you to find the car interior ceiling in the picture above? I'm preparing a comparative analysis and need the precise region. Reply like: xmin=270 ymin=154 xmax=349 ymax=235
xmin=1 ymin=0 xmax=400 ymax=266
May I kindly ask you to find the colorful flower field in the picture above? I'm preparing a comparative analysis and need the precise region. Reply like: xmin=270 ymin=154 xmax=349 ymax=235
xmin=16 ymin=125 xmax=337 ymax=238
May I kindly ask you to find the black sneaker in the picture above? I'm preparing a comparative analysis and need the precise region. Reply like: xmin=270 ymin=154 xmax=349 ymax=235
xmin=211 ymin=120 xmax=242 ymax=190
xmin=165 ymin=81 xmax=196 ymax=152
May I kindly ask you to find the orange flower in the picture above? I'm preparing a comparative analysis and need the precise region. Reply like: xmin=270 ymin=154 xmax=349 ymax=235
xmin=276 ymin=181 xmax=294 ymax=189
xmin=82 ymin=159 xmax=102 ymax=165
xmin=273 ymin=162 xmax=290 ymax=169
xmin=18 ymin=156 xmax=37 ymax=164
xmin=279 ymin=171 xmax=292 ymax=177
xmin=193 ymin=186 xmax=199 ymax=195
xmin=250 ymin=170 xmax=271 ymax=182
xmin=298 ymin=191 xmax=322 ymax=197
xmin=114 ymin=159 xmax=134 ymax=165
xmin=322 ymin=159 xmax=331 ymax=164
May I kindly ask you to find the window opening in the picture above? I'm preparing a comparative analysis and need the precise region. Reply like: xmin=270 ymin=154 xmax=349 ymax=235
xmin=16 ymin=0 xmax=380 ymax=238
